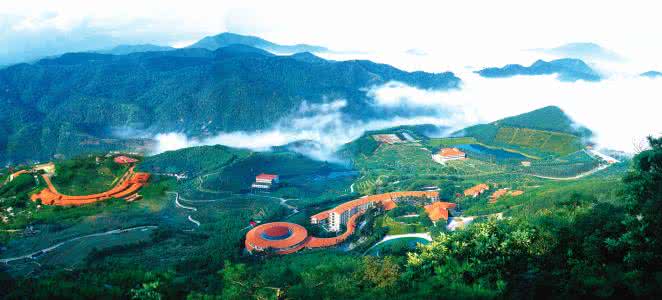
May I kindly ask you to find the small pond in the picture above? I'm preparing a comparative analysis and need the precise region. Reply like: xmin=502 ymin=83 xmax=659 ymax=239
xmin=455 ymin=144 xmax=527 ymax=161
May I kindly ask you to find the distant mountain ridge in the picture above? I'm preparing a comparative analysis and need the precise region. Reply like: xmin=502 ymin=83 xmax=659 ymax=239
xmin=97 ymin=44 xmax=175 ymax=55
xmin=641 ymin=70 xmax=662 ymax=78
xmin=476 ymin=58 xmax=602 ymax=82
xmin=188 ymin=32 xmax=328 ymax=53
xmin=536 ymin=42 xmax=623 ymax=62
xmin=0 ymin=44 xmax=459 ymax=165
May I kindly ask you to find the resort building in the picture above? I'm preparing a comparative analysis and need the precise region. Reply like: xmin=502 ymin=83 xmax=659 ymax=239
xmin=464 ymin=183 xmax=490 ymax=198
xmin=114 ymin=155 xmax=138 ymax=164
xmin=32 ymin=162 xmax=55 ymax=174
xmin=310 ymin=191 xmax=439 ymax=232
xmin=489 ymin=188 xmax=524 ymax=203
xmin=424 ymin=201 xmax=457 ymax=223
xmin=245 ymin=222 xmax=310 ymax=255
xmin=432 ymin=148 xmax=466 ymax=164
xmin=251 ymin=173 xmax=280 ymax=190
xmin=31 ymin=166 xmax=150 ymax=206
xmin=246 ymin=191 xmax=440 ymax=255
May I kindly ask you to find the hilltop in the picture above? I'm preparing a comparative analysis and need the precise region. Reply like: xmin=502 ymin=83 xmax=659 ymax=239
xmin=476 ymin=58 xmax=602 ymax=82
xmin=187 ymin=32 xmax=328 ymax=53
xmin=536 ymin=42 xmax=623 ymax=61
xmin=641 ymin=70 xmax=662 ymax=78
xmin=96 ymin=44 xmax=175 ymax=55
xmin=455 ymin=106 xmax=591 ymax=157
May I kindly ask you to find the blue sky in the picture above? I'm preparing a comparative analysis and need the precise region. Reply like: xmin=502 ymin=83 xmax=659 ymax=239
xmin=2 ymin=0 xmax=662 ymax=68
xmin=1 ymin=0 xmax=661 ymax=152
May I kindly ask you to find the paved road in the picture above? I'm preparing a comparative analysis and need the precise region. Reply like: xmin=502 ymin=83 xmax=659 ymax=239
xmin=0 ymin=226 xmax=157 ymax=264
xmin=362 ymin=233 xmax=432 ymax=255
xmin=531 ymin=163 xmax=610 ymax=180
xmin=167 ymin=191 xmax=200 ymax=227
xmin=530 ymin=149 xmax=617 ymax=181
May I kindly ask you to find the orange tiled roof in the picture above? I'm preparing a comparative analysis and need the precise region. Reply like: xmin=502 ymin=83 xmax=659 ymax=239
xmin=489 ymin=189 xmax=509 ymax=202
xmin=256 ymin=173 xmax=278 ymax=180
xmin=30 ymin=166 xmax=149 ymax=206
xmin=510 ymin=190 xmax=524 ymax=196
xmin=424 ymin=201 xmax=457 ymax=222
xmin=312 ymin=191 xmax=439 ymax=222
xmin=114 ymin=156 xmax=138 ymax=164
xmin=305 ymin=211 xmax=365 ymax=248
xmin=464 ymin=183 xmax=489 ymax=197
xmin=489 ymin=189 xmax=525 ymax=203
xmin=439 ymin=148 xmax=465 ymax=157
xmin=381 ymin=198 xmax=397 ymax=210
xmin=245 ymin=222 xmax=308 ymax=254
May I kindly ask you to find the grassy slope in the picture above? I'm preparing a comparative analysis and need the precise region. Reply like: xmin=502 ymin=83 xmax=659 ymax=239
xmin=142 ymin=145 xmax=356 ymax=206
xmin=455 ymin=106 xmax=589 ymax=157
xmin=51 ymin=156 xmax=130 ymax=195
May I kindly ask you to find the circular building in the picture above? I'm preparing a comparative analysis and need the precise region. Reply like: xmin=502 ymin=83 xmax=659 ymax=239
xmin=245 ymin=222 xmax=309 ymax=255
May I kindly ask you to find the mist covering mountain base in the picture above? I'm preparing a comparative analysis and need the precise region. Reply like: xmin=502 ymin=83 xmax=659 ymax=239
xmin=0 ymin=45 xmax=459 ymax=165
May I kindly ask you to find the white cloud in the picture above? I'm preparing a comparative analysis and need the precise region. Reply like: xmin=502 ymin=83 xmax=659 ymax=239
xmin=367 ymin=73 xmax=662 ymax=153
xmin=3 ymin=0 xmax=661 ymax=157
xmin=152 ymin=98 xmax=459 ymax=161
xmin=2 ymin=0 xmax=662 ymax=69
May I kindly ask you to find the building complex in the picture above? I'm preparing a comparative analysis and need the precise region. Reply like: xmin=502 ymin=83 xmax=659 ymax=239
xmin=310 ymin=191 xmax=439 ymax=232
xmin=251 ymin=173 xmax=279 ymax=190
xmin=432 ymin=148 xmax=466 ymax=164
xmin=464 ymin=183 xmax=490 ymax=198
xmin=245 ymin=191 xmax=456 ymax=255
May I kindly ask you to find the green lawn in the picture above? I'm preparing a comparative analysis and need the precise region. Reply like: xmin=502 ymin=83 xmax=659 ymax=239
xmin=494 ymin=127 xmax=582 ymax=156
xmin=425 ymin=137 xmax=479 ymax=148
xmin=51 ymin=156 xmax=130 ymax=196
xmin=377 ymin=215 xmax=428 ymax=235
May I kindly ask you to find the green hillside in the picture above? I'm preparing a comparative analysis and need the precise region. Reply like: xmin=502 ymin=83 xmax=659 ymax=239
xmin=456 ymin=106 xmax=589 ymax=157
xmin=142 ymin=145 xmax=357 ymax=204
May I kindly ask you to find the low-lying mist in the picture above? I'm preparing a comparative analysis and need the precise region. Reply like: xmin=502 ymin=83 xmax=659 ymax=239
xmin=151 ymin=67 xmax=661 ymax=161
xmin=153 ymin=98 xmax=458 ymax=162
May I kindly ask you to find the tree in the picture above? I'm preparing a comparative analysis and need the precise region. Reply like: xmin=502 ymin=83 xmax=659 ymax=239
xmin=130 ymin=281 xmax=162 ymax=300
xmin=611 ymin=137 xmax=662 ymax=296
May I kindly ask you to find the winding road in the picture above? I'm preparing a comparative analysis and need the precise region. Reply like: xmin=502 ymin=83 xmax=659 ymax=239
xmin=531 ymin=149 xmax=619 ymax=181
xmin=531 ymin=164 xmax=610 ymax=180
xmin=167 ymin=191 xmax=201 ymax=227
xmin=0 ymin=226 xmax=157 ymax=264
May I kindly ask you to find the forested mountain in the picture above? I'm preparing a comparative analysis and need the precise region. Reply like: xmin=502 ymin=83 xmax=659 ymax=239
xmin=187 ymin=32 xmax=328 ymax=53
xmin=476 ymin=58 xmax=602 ymax=82
xmin=0 ymin=45 xmax=460 ymax=165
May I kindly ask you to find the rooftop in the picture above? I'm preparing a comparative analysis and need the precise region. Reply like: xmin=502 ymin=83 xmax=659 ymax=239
xmin=439 ymin=148 xmax=465 ymax=157
xmin=424 ymin=201 xmax=457 ymax=222
xmin=114 ymin=156 xmax=138 ymax=164
xmin=256 ymin=173 xmax=279 ymax=180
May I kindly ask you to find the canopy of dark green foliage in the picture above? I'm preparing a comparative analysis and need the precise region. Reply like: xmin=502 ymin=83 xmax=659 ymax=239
xmin=0 ymin=44 xmax=459 ymax=165
xmin=138 ymin=145 xmax=250 ymax=176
